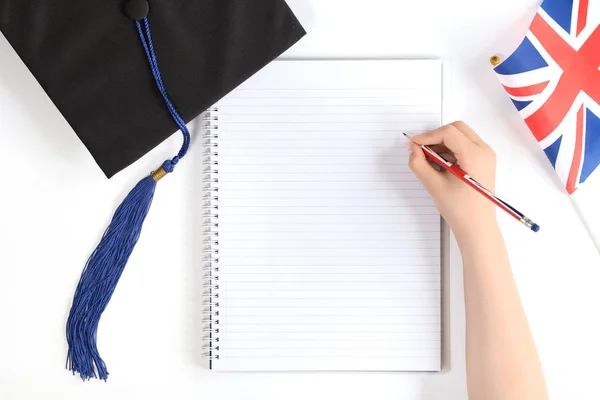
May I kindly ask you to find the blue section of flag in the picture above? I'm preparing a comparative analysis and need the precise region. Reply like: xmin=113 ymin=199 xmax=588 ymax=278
xmin=544 ymin=135 xmax=562 ymax=168
xmin=541 ymin=0 xmax=574 ymax=34
xmin=512 ymin=99 xmax=532 ymax=111
xmin=580 ymin=109 xmax=600 ymax=183
xmin=494 ymin=37 xmax=549 ymax=75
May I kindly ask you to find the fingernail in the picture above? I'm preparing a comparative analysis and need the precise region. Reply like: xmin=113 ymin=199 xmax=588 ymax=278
xmin=407 ymin=142 xmax=413 ymax=154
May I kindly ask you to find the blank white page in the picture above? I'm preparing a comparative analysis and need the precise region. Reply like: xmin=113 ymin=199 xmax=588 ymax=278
xmin=209 ymin=60 xmax=442 ymax=371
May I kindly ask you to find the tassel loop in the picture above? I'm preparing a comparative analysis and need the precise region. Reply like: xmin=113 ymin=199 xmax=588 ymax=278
xmin=163 ymin=156 xmax=179 ymax=172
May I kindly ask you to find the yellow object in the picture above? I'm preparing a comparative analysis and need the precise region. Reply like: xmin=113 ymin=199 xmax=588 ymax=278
xmin=490 ymin=55 xmax=501 ymax=66
xmin=151 ymin=167 xmax=167 ymax=182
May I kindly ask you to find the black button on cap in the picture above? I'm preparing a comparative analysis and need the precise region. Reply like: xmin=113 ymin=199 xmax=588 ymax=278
xmin=124 ymin=0 xmax=149 ymax=21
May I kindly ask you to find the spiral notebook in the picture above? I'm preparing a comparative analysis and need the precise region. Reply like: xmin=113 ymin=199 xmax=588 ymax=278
xmin=202 ymin=60 xmax=443 ymax=371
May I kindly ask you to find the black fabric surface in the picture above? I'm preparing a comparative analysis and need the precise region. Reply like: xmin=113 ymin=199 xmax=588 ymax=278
xmin=0 ymin=0 xmax=305 ymax=177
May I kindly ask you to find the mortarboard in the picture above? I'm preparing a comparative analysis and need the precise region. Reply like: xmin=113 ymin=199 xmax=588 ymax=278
xmin=0 ymin=0 xmax=305 ymax=380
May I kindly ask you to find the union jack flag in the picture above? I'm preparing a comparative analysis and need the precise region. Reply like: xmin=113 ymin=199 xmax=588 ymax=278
xmin=494 ymin=0 xmax=600 ymax=194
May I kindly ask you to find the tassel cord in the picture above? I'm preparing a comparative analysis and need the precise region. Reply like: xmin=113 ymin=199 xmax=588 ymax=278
xmin=136 ymin=17 xmax=191 ymax=162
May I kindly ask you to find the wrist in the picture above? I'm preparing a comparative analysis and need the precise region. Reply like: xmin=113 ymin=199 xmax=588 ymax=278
xmin=454 ymin=222 xmax=510 ymax=275
xmin=451 ymin=216 xmax=501 ymax=249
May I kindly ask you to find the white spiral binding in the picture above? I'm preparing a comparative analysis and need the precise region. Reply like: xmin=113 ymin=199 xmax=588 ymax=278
xmin=201 ymin=107 xmax=220 ymax=366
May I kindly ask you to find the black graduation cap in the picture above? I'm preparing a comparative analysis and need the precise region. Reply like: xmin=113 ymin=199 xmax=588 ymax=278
xmin=0 ymin=0 xmax=305 ymax=178
xmin=0 ymin=0 xmax=305 ymax=380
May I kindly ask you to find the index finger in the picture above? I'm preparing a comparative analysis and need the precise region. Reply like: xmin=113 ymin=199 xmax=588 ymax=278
xmin=411 ymin=124 xmax=476 ymax=157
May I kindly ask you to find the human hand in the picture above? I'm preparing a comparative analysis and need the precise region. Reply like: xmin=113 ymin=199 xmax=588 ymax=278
xmin=408 ymin=121 xmax=497 ymax=240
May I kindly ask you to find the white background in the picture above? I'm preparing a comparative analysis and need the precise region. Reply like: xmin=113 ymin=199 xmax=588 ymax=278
xmin=1 ymin=0 xmax=600 ymax=399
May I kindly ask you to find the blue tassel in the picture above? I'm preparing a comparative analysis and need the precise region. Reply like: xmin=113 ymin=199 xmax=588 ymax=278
xmin=65 ymin=166 xmax=167 ymax=380
xmin=66 ymin=16 xmax=191 ymax=381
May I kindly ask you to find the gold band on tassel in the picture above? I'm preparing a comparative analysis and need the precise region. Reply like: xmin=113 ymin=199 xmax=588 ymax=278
xmin=490 ymin=55 xmax=501 ymax=66
xmin=151 ymin=168 xmax=167 ymax=182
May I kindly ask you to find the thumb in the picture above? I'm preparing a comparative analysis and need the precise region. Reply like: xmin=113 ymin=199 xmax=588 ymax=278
xmin=408 ymin=143 xmax=444 ymax=195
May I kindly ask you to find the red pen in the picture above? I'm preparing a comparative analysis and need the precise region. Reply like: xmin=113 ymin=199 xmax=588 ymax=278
xmin=403 ymin=132 xmax=540 ymax=232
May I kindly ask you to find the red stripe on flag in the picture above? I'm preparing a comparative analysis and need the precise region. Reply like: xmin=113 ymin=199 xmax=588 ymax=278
xmin=566 ymin=106 xmax=585 ymax=194
xmin=525 ymin=76 xmax=580 ymax=142
xmin=577 ymin=0 xmax=589 ymax=36
xmin=503 ymin=81 xmax=549 ymax=97
xmin=530 ymin=14 xmax=575 ymax=71
xmin=580 ymin=25 xmax=600 ymax=68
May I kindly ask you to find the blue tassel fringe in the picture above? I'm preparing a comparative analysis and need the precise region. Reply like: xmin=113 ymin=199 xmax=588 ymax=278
xmin=66 ymin=174 xmax=158 ymax=381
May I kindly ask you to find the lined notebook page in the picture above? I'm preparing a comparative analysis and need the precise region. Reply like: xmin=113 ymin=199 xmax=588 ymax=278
xmin=211 ymin=60 xmax=442 ymax=371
